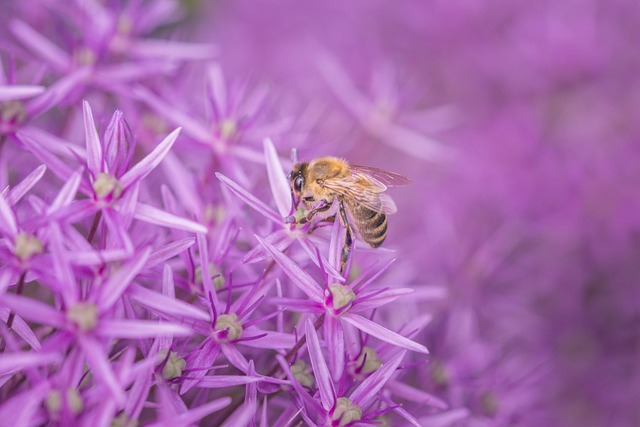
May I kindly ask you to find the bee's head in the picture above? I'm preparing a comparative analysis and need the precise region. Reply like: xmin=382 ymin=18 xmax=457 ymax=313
xmin=288 ymin=162 xmax=307 ymax=206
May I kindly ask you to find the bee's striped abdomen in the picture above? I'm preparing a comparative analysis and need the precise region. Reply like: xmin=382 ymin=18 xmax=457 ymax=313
xmin=348 ymin=202 xmax=388 ymax=248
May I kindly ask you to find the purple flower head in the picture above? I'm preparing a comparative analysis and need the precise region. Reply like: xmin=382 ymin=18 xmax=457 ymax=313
xmin=7 ymin=0 xmax=629 ymax=425
xmin=277 ymin=319 xmax=412 ymax=426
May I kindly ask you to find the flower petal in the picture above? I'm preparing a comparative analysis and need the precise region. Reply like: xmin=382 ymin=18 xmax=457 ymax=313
xmin=17 ymin=132 xmax=76 ymax=184
xmin=342 ymin=313 xmax=429 ymax=354
xmin=130 ymin=39 xmax=218 ymax=60
xmin=207 ymin=63 xmax=227 ymax=120
xmin=268 ymin=297 xmax=320 ymax=313
xmin=351 ymin=287 xmax=415 ymax=313
xmin=350 ymin=350 xmax=406 ymax=407
xmin=0 ymin=351 xmax=61 ymax=376
xmin=0 ymin=85 xmax=45 ymax=102
xmin=386 ymin=380 xmax=448 ymax=409
xmin=263 ymin=138 xmax=291 ymax=217
xmin=195 ymin=375 xmax=262 ymax=388
xmin=418 ymin=409 xmax=471 ymax=427
xmin=216 ymin=173 xmax=282 ymax=224
xmin=324 ymin=316 xmax=345 ymax=381
xmin=305 ymin=319 xmax=336 ymax=411
xmin=0 ymin=193 xmax=18 ymax=237
xmin=297 ymin=237 xmax=344 ymax=282
xmin=129 ymin=284 xmax=210 ymax=323
xmin=133 ymin=86 xmax=213 ymax=143
xmin=69 ymin=248 xmax=130 ymax=266
xmin=5 ymin=165 xmax=46 ymax=206
xmin=98 ymin=247 xmax=152 ymax=311
xmin=255 ymin=235 xmax=323 ymax=302
xmin=242 ymin=229 xmax=290 ymax=264
xmin=47 ymin=167 xmax=83 ymax=214
xmin=27 ymin=68 xmax=93 ymax=118
xmin=221 ymin=344 xmax=249 ymax=373
xmin=78 ymin=336 xmax=125 ymax=404
xmin=0 ymin=308 xmax=39 ymax=350
xmin=120 ymin=127 xmax=181 ymax=189
xmin=148 ymin=398 xmax=231 ymax=427
xmin=275 ymin=354 xmax=324 ymax=416
xmin=161 ymin=153 xmax=203 ymax=216
xmin=181 ymin=339 xmax=220 ymax=394
xmin=83 ymin=100 xmax=104 ymax=176
xmin=134 ymin=202 xmax=207 ymax=234
xmin=9 ymin=20 xmax=70 ymax=70
xmin=147 ymin=237 xmax=195 ymax=269
xmin=98 ymin=319 xmax=192 ymax=339
xmin=0 ymin=382 xmax=50 ymax=426
xmin=197 ymin=233 xmax=217 ymax=302
xmin=220 ymin=405 xmax=254 ymax=427
xmin=235 ymin=329 xmax=296 ymax=349
xmin=0 ymin=294 xmax=66 ymax=328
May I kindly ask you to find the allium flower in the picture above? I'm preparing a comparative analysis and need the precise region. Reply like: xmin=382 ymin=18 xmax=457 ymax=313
xmin=278 ymin=319 xmax=413 ymax=426
xmin=134 ymin=62 xmax=282 ymax=170
xmin=7 ymin=0 xmax=633 ymax=425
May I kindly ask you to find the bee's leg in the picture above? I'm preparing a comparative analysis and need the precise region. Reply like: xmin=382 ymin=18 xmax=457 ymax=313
xmin=338 ymin=199 xmax=354 ymax=274
xmin=307 ymin=214 xmax=336 ymax=234
xmin=322 ymin=215 xmax=336 ymax=223
xmin=298 ymin=199 xmax=332 ymax=225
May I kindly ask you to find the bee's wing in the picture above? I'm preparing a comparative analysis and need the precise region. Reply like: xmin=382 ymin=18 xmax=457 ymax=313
xmin=323 ymin=175 xmax=398 ymax=215
xmin=349 ymin=165 xmax=411 ymax=188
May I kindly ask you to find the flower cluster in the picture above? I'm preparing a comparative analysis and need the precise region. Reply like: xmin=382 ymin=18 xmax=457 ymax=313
xmin=0 ymin=1 xmax=445 ymax=426
xmin=2 ymin=0 xmax=638 ymax=426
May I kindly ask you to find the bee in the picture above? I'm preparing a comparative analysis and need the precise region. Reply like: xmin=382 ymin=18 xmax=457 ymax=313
xmin=289 ymin=156 xmax=410 ymax=273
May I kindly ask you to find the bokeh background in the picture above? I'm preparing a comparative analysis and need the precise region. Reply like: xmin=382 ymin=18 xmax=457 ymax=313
xmin=196 ymin=1 xmax=640 ymax=425
xmin=3 ymin=0 xmax=640 ymax=425
xmin=193 ymin=1 xmax=640 ymax=425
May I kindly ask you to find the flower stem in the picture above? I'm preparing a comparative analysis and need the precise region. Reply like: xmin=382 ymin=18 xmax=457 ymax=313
xmin=86 ymin=210 xmax=103 ymax=244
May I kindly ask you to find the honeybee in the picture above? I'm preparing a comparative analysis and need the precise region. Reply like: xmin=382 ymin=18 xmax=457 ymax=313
xmin=289 ymin=157 xmax=410 ymax=273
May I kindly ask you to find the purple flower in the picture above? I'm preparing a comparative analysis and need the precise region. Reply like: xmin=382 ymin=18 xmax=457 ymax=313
xmin=8 ymin=0 xmax=632 ymax=424
xmin=278 ymin=319 xmax=413 ymax=426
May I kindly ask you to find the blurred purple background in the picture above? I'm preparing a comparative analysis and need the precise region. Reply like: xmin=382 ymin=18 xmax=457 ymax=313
xmin=199 ymin=1 xmax=640 ymax=425
xmin=2 ymin=0 xmax=639 ymax=425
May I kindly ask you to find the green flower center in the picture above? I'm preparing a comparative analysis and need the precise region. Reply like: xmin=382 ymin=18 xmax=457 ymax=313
xmin=291 ymin=360 xmax=315 ymax=388
xmin=111 ymin=412 xmax=138 ymax=427
xmin=204 ymin=204 xmax=225 ymax=227
xmin=219 ymin=119 xmax=237 ymax=141
xmin=93 ymin=173 xmax=123 ymax=200
xmin=195 ymin=262 xmax=225 ymax=291
xmin=1 ymin=100 xmax=27 ymax=125
xmin=73 ymin=47 xmax=96 ymax=66
xmin=67 ymin=303 xmax=99 ymax=331
xmin=429 ymin=359 xmax=449 ymax=387
xmin=331 ymin=397 xmax=362 ymax=426
xmin=480 ymin=391 xmax=499 ymax=416
xmin=156 ymin=350 xmax=187 ymax=380
xmin=215 ymin=313 xmax=243 ymax=341
xmin=45 ymin=388 xmax=83 ymax=417
xmin=14 ymin=232 xmax=43 ymax=261
xmin=326 ymin=284 xmax=356 ymax=315
xmin=349 ymin=347 xmax=382 ymax=379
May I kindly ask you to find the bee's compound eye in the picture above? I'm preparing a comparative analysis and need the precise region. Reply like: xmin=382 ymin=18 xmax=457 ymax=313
xmin=293 ymin=175 xmax=304 ymax=192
